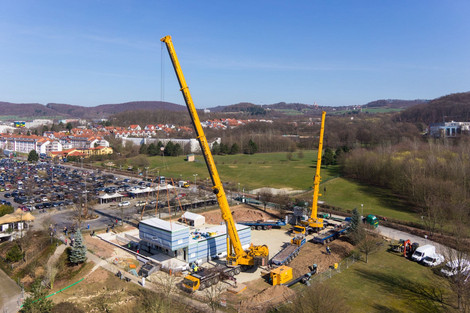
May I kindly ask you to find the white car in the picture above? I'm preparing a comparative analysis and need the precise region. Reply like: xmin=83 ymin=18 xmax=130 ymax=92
xmin=118 ymin=201 xmax=131 ymax=207
xmin=422 ymin=253 xmax=444 ymax=267
xmin=136 ymin=201 xmax=147 ymax=207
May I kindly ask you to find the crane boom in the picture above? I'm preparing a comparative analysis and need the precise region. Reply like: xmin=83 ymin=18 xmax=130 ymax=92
xmin=160 ymin=35 xmax=268 ymax=267
xmin=310 ymin=111 xmax=326 ymax=225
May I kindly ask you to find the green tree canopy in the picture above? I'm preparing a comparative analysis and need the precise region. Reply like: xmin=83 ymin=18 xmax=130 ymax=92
xmin=69 ymin=229 xmax=87 ymax=264
xmin=27 ymin=150 xmax=39 ymax=162
xmin=229 ymin=143 xmax=240 ymax=155
xmin=323 ymin=147 xmax=335 ymax=166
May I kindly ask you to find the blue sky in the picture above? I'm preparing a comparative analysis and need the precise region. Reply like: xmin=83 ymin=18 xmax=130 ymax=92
xmin=0 ymin=1 xmax=469 ymax=108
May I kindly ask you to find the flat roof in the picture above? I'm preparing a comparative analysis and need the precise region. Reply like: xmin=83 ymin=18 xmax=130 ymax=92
xmin=189 ymin=223 xmax=249 ymax=244
xmin=181 ymin=211 xmax=205 ymax=221
xmin=140 ymin=217 xmax=188 ymax=232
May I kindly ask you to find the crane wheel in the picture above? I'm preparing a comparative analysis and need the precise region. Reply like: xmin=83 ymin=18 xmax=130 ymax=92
xmin=251 ymin=226 xmax=255 ymax=230
xmin=200 ymin=282 xmax=206 ymax=290
xmin=257 ymin=226 xmax=262 ymax=230
xmin=234 ymin=267 xmax=241 ymax=275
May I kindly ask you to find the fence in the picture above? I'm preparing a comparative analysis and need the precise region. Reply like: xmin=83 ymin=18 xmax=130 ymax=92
xmin=309 ymin=253 xmax=360 ymax=284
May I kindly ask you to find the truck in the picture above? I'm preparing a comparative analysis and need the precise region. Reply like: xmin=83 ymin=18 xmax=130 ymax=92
xmin=183 ymin=265 xmax=241 ymax=292
xmin=365 ymin=214 xmax=379 ymax=228
xmin=178 ymin=180 xmax=190 ymax=188
xmin=161 ymin=35 xmax=269 ymax=292
xmin=411 ymin=244 xmax=436 ymax=262
xmin=312 ymin=225 xmax=349 ymax=245
xmin=270 ymin=236 xmax=306 ymax=266
xmin=239 ymin=218 xmax=287 ymax=230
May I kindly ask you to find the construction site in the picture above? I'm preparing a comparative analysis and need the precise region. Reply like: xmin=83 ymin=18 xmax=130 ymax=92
xmin=73 ymin=35 xmax=357 ymax=312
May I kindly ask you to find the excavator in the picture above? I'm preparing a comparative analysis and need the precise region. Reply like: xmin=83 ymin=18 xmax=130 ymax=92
xmin=160 ymin=35 xmax=269 ymax=291
xmin=295 ymin=111 xmax=326 ymax=235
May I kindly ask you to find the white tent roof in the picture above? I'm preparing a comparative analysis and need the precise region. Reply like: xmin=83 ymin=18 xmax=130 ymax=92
xmin=98 ymin=192 xmax=124 ymax=199
xmin=181 ymin=211 xmax=205 ymax=221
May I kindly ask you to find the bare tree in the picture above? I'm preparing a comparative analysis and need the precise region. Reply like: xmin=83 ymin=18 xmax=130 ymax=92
xmin=203 ymin=284 xmax=224 ymax=313
xmin=358 ymin=225 xmax=382 ymax=263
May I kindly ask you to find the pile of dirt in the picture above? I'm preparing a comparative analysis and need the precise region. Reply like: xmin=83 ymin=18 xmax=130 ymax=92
xmin=201 ymin=204 xmax=282 ymax=225
xmin=241 ymin=285 xmax=295 ymax=310
xmin=289 ymin=238 xmax=354 ymax=277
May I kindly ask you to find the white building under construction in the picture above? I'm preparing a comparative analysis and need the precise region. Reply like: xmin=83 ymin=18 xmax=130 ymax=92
xmin=138 ymin=216 xmax=251 ymax=264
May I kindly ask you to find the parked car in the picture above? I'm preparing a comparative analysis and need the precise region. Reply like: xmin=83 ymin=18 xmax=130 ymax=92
xmin=118 ymin=201 xmax=131 ymax=207
xmin=422 ymin=253 xmax=445 ymax=267
xmin=411 ymin=245 xmax=436 ymax=262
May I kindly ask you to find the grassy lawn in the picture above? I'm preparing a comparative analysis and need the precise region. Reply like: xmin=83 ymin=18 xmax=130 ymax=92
xmin=327 ymin=246 xmax=452 ymax=312
xmin=144 ymin=151 xmax=340 ymax=190
xmin=320 ymin=177 xmax=420 ymax=223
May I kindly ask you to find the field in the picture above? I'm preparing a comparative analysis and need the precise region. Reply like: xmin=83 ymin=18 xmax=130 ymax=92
xmin=327 ymin=246 xmax=452 ymax=312
xmin=145 ymin=151 xmax=340 ymax=190
xmin=319 ymin=177 xmax=421 ymax=222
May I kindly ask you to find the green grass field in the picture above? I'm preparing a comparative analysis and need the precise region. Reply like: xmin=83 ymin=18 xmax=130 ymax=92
xmin=320 ymin=177 xmax=420 ymax=222
xmin=327 ymin=246 xmax=452 ymax=312
xmin=143 ymin=151 xmax=340 ymax=190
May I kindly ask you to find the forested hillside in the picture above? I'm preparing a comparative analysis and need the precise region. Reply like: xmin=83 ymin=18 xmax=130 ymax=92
xmin=396 ymin=91 xmax=470 ymax=124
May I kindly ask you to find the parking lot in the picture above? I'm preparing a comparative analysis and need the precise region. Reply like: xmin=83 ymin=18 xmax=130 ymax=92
xmin=0 ymin=158 xmax=217 ymax=232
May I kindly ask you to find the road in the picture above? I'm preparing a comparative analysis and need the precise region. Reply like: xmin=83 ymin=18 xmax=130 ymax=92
xmin=377 ymin=225 xmax=450 ymax=255
xmin=0 ymin=268 xmax=21 ymax=313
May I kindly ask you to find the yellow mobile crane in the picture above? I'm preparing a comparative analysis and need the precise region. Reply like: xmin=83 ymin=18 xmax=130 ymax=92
xmin=161 ymin=36 xmax=269 ymax=290
xmin=295 ymin=111 xmax=326 ymax=234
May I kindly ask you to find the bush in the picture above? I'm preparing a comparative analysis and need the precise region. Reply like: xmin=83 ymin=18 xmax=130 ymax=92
xmin=6 ymin=244 xmax=23 ymax=263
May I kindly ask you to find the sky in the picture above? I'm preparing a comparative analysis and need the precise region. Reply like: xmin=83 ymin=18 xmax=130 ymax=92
xmin=0 ymin=1 xmax=469 ymax=109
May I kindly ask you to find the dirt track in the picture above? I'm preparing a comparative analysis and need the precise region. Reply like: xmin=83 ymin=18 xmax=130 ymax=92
xmin=200 ymin=204 xmax=283 ymax=224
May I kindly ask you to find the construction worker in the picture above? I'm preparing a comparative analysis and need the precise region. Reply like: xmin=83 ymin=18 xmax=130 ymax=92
xmin=326 ymin=246 xmax=331 ymax=255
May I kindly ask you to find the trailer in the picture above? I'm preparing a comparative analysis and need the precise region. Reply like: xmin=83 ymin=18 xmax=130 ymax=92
xmin=270 ymin=236 xmax=306 ymax=266
xmin=182 ymin=265 xmax=241 ymax=292
xmin=284 ymin=264 xmax=317 ymax=287
xmin=312 ymin=226 xmax=349 ymax=245
xmin=239 ymin=218 xmax=287 ymax=230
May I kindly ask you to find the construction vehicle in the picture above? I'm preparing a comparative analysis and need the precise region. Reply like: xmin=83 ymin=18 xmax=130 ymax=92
xmin=178 ymin=180 xmax=190 ymax=188
xmin=161 ymin=35 xmax=269 ymax=290
xmin=239 ymin=218 xmax=287 ymax=230
xmin=182 ymin=265 xmax=241 ymax=292
xmin=270 ymin=235 xmax=306 ymax=266
xmin=402 ymin=239 xmax=419 ymax=258
xmin=312 ymin=224 xmax=349 ymax=245
xmin=270 ymin=264 xmax=317 ymax=287
xmin=365 ymin=214 xmax=379 ymax=228
xmin=298 ymin=111 xmax=326 ymax=234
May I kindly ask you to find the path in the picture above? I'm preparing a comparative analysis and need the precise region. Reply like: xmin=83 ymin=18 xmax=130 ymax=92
xmin=46 ymin=244 xmax=67 ymax=269
xmin=377 ymin=225 xmax=450 ymax=255
xmin=0 ymin=268 xmax=21 ymax=313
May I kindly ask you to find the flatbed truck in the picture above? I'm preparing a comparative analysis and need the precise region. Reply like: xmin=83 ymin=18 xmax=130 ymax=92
xmin=182 ymin=265 xmax=241 ymax=292
xmin=270 ymin=236 xmax=306 ymax=266
xmin=239 ymin=219 xmax=286 ymax=230
xmin=312 ymin=225 xmax=349 ymax=245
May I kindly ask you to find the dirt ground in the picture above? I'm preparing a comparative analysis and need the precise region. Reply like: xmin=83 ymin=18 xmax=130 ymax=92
xmin=84 ymin=235 xmax=116 ymax=259
xmin=200 ymin=204 xmax=283 ymax=224
xmin=225 ymin=237 xmax=354 ymax=312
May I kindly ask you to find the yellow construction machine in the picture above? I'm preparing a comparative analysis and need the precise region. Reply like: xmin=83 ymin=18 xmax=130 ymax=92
xmin=161 ymin=35 xmax=269 ymax=291
xmin=297 ymin=111 xmax=326 ymax=234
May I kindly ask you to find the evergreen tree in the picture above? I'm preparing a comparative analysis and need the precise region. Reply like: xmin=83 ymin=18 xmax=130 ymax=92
xmin=211 ymin=142 xmax=220 ymax=155
xmin=21 ymin=281 xmax=54 ymax=313
xmin=323 ymin=147 xmax=335 ymax=166
xmin=157 ymin=141 xmax=164 ymax=154
xmin=219 ymin=143 xmax=229 ymax=155
xmin=27 ymin=150 xmax=39 ymax=162
xmin=244 ymin=139 xmax=258 ymax=154
xmin=66 ymin=122 xmax=73 ymax=132
xmin=164 ymin=141 xmax=175 ymax=156
xmin=139 ymin=143 xmax=148 ymax=155
xmin=348 ymin=208 xmax=365 ymax=245
xmin=229 ymin=143 xmax=240 ymax=155
xmin=173 ymin=143 xmax=182 ymax=156
xmin=69 ymin=229 xmax=87 ymax=264
xmin=147 ymin=143 xmax=158 ymax=156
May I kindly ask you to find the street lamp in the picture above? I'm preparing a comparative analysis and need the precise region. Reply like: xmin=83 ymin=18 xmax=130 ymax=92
xmin=193 ymin=174 xmax=198 ymax=189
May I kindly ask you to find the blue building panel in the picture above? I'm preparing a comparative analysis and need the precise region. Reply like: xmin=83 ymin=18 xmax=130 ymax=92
xmin=139 ymin=218 xmax=189 ymax=250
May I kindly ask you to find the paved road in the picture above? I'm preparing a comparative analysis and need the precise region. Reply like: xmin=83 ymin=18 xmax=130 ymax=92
xmin=0 ymin=268 xmax=21 ymax=313
xmin=377 ymin=225 xmax=450 ymax=255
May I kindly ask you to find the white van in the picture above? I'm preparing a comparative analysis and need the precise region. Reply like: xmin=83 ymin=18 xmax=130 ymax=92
xmin=422 ymin=253 xmax=444 ymax=267
xmin=411 ymin=244 xmax=436 ymax=262
xmin=441 ymin=259 xmax=470 ymax=277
